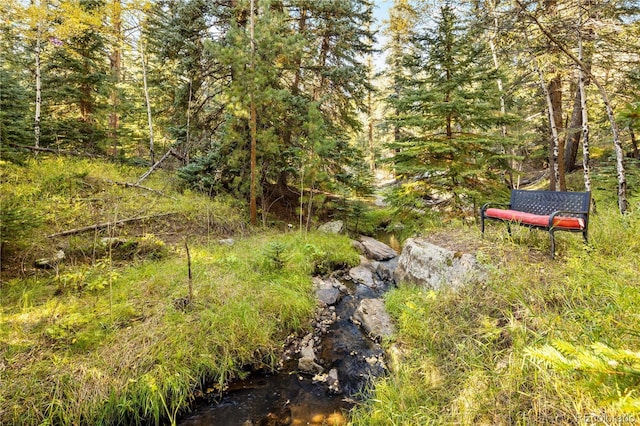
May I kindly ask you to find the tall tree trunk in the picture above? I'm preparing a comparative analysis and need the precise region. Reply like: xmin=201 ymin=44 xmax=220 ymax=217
xmin=578 ymin=22 xmax=592 ymax=197
xmin=367 ymin=56 xmax=375 ymax=172
xmin=530 ymin=49 xmax=561 ymax=191
xmin=109 ymin=0 xmax=122 ymax=158
xmin=577 ymin=0 xmax=592 ymax=200
xmin=249 ymin=0 xmax=257 ymax=225
xmin=34 ymin=21 xmax=42 ymax=148
xmin=516 ymin=0 xmax=628 ymax=213
xmin=279 ymin=5 xmax=307 ymax=191
xmin=565 ymin=46 xmax=592 ymax=172
xmin=549 ymin=74 xmax=565 ymax=190
xmin=488 ymin=0 xmax=513 ymax=186
xmin=140 ymin=41 xmax=155 ymax=165
xmin=564 ymin=83 xmax=582 ymax=173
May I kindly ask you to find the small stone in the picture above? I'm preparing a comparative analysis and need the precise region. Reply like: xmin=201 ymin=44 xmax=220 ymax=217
xmin=327 ymin=368 xmax=341 ymax=394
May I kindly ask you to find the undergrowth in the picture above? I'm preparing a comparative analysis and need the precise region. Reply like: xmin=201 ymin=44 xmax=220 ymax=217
xmin=351 ymin=181 xmax=640 ymax=425
xmin=0 ymin=230 xmax=359 ymax=425
xmin=0 ymin=155 xmax=361 ymax=425
xmin=0 ymin=156 xmax=244 ymax=275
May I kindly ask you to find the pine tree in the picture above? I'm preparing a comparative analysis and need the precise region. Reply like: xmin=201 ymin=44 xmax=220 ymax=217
xmin=387 ymin=2 xmax=511 ymax=211
xmin=176 ymin=0 xmax=375 ymax=217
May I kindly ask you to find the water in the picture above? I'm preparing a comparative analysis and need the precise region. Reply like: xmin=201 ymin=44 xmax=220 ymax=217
xmin=178 ymin=271 xmax=392 ymax=426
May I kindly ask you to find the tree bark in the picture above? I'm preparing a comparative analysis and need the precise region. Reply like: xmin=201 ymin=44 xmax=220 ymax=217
xmin=140 ymin=42 xmax=155 ymax=165
xmin=577 ymin=0 xmax=592 ymax=201
xmin=249 ymin=0 xmax=257 ymax=225
xmin=109 ymin=0 xmax=122 ymax=158
xmin=517 ymin=0 xmax=628 ymax=213
xmin=564 ymin=83 xmax=583 ymax=173
xmin=565 ymin=45 xmax=592 ymax=172
xmin=34 ymin=18 xmax=42 ymax=148
xmin=530 ymin=50 xmax=561 ymax=192
xmin=549 ymin=74 xmax=566 ymax=190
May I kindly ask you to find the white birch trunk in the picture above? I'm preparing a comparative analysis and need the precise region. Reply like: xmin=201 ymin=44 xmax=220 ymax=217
xmin=577 ymin=1 xmax=592 ymax=195
xmin=34 ymin=23 xmax=42 ymax=148
xmin=140 ymin=43 xmax=154 ymax=165
xmin=517 ymin=0 xmax=628 ymax=212
xmin=535 ymin=62 xmax=561 ymax=191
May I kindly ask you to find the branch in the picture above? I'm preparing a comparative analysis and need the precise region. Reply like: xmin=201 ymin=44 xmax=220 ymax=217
xmin=136 ymin=148 xmax=175 ymax=184
xmin=104 ymin=179 xmax=176 ymax=200
xmin=47 ymin=212 xmax=177 ymax=238
xmin=515 ymin=0 xmax=593 ymax=84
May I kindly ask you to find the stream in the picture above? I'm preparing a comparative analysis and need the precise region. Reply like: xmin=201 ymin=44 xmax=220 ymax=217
xmin=178 ymin=249 xmax=397 ymax=426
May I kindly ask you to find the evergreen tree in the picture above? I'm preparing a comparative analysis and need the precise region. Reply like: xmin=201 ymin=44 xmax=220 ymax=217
xmin=386 ymin=2 xmax=512 ymax=211
xmin=177 ymin=0 xmax=375 ymax=217
xmin=0 ymin=1 xmax=32 ymax=147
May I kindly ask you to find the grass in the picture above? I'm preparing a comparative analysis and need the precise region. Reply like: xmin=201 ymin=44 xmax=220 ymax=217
xmin=3 ymin=155 xmax=639 ymax=425
xmin=1 ymin=155 xmax=361 ymax=425
xmin=0 ymin=231 xmax=360 ymax=425
xmin=1 ymin=156 xmax=244 ymax=266
xmin=350 ymin=179 xmax=640 ymax=425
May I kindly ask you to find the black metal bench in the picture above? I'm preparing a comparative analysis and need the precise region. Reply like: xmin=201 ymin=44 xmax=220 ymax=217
xmin=480 ymin=190 xmax=591 ymax=258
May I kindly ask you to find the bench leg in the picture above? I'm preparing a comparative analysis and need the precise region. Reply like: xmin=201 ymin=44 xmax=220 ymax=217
xmin=549 ymin=231 xmax=556 ymax=259
xmin=506 ymin=222 xmax=512 ymax=236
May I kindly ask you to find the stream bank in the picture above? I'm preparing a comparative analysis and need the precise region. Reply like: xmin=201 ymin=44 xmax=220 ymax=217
xmin=178 ymin=237 xmax=399 ymax=425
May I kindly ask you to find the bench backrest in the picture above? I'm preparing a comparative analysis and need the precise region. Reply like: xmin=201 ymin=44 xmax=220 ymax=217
xmin=510 ymin=190 xmax=591 ymax=217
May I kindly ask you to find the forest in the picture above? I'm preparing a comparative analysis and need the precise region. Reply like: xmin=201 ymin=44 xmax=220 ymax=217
xmin=1 ymin=0 xmax=637 ymax=216
xmin=1 ymin=0 xmax=640 ymax=425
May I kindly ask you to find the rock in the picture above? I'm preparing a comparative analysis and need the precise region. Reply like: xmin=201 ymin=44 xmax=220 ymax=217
xmin=394 ymin=238 xmax=486 ymax=290
xmin=218 ymin=238 xmax=235 ymax=245
xmin=298 ymin=334 xmax=324 ymax=374
xmin=351 ymin=240 xmax=366 ymax=255
xmin=312 ymin=277 xmax=342 ymax=306
xmin=358 ymin=236 xmax=397 ymax=261
xmin=375 ymin=257 xmax=399 ymax=284
xmin=34 ymin=250 xmax=65 ymax=269
xmin=327 ymin=368 xmax=341 ymax=394
xmin=348 ymin=265 xmax=376 ymax=289
xmin=317 ymin=220 xmax=344 ymax=234
xmin=298 ymin=357 xmax=324 ymax=374
xmin=352 ymin=298 xmax=395 ymax=339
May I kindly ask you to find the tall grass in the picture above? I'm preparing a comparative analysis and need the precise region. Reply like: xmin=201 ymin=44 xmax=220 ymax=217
xmin=0 ymin=231 xmax=359 ymax=425
xmin=351 ymin=198 xmax=640 ymax=424
xmin=1 ymin=156 xmax=361 ymax=425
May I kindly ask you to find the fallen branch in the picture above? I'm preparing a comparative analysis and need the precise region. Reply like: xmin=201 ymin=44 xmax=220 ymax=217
xmin=136 ymin=148 xmax=174 ymax=184
xmin=7 ymin=143 xmax=101 ymax=158
xmin=47 ymin=212 xmax=177 ymax=238
xmin=105 ymin=179 xmax=176 ymax=200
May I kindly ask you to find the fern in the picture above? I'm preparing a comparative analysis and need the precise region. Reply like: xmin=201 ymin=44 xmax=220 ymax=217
xmin=526 ymin=340 xmax=640 ymax=412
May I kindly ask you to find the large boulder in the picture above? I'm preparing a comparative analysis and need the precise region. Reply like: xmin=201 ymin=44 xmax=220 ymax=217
xmin=317 ymin=220 xmax=344 ymax=234
xmin=357 ymin=236 xmax=397 ymax=261
xmin=394 ymin=238 xmax=486 ymax=290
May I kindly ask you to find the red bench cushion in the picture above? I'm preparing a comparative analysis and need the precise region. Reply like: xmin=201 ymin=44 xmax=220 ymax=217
xmin=485 ymin=208 xmax=585 ymax=230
